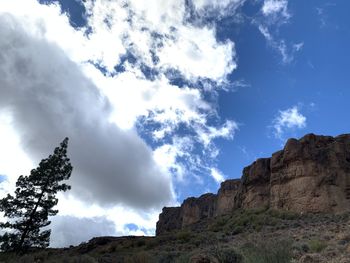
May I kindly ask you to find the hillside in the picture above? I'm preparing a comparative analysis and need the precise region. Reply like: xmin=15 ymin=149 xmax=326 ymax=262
xmin=1 ymin=210 xmax=349 ymax=262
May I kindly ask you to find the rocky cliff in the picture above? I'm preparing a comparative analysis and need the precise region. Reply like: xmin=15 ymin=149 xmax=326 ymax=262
xmin=156 ymin=133 xmax=350 ymax=235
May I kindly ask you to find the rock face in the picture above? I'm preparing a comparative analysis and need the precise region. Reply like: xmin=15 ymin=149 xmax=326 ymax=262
xmin=155 ymin=193 xmax=218 ymax=235
xmin=181 ymin=193 xmax=217 ymax=226
xmin=155 ymin=207 xmax=182 ymax=236
xmin=235 ymin=158 xmax=271 ymax=209
xmin=216 ymin=179 xmax=240 ymax=216
xmin=156 ymin=133 xmax=350 ymax=235
xmin=269 ymin=134 xmax=350 ymax=213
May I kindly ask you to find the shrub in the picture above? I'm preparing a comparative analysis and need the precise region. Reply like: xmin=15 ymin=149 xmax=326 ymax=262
xmin=175 ymin=231 xmax=193 ymax=243
xmin=175 ymin=253 xmax=191 ymax=263
xmin=268 ymin=209 xmax=299 ymax=220
xmin=125 ymin=252 xmax=152 ymax=263
xmin=145 ymin=238 xmax=160 ymax=250
xmin=241 ymin=238 xmax=293 ymax=263
xmin=157 ymin=252 xmax=178 ymax=263
xmin=224 ymin=225 xmax=244 ymax=235
xmin=308 ymin=239 xmax=327 ymax=253
xmin=136 ymin=239 xmax=146 ymax=247
xmin=215 ymin=248 xmax=242 ymax=263
xmin=208 ymin=216 xmax=230 ymax=232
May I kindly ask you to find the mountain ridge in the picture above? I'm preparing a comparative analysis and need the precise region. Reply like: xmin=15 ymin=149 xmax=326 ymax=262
xmin=157 ymin=133 xmax=350 ymax=235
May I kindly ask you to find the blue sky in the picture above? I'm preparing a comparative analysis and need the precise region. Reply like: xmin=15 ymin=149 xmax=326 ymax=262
xmin=0 ymin=0 xmax=349 ymax=247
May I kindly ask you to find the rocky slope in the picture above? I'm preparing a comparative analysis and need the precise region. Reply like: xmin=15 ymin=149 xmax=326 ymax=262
xmin=2 ymin=210 xmax=350 ymax=263
xmin=157 ymin=133 xmax=350 ymax=235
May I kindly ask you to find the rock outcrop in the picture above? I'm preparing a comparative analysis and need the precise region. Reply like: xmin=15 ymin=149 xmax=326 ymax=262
xmin=216 ymin=179 xmax=240 ymax=216
xmin=156 ymin=133 xmax=350 ymax=235
xmin=269 ymin=134 xmax=350 ymax=213
xmin=156 ymin=207 xmax=182 ymax=236
xmin=235 ymin=158 xmax=271 ymax=209
xmin=155 ymin=193 xmax=218 ymax=235
xmin=181 ymin=193 xmax=217 ymax=226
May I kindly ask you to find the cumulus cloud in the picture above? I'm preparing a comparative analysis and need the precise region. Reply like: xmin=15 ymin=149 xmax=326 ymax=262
xmin=50 ymin=216 xmax=118 ymax=247
xmin=157 ymin=26 xmax=235 ymax=82
xmin=272 ymin=106 xmax=306 ymax=139
xmin=0 ymin=0 xmax=239 ymax=246
xmin=82 ymin=0 xmax=236 ymax=83
xmin=0 ymin=13 xmax=173 ymax=209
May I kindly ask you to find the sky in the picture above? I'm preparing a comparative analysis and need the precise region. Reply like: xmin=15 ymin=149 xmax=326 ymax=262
xmin=0 ymin=0 xmax=349 ymax=247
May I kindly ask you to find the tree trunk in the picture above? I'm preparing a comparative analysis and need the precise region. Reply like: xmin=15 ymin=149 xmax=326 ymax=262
xmin=17 ymin=180 xmax=49 ymax=252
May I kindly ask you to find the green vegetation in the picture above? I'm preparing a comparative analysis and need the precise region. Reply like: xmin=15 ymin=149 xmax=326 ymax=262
xmin=241 ymin=239 xmax=293 ymax=263
xmin=1 ymin=207 xmax=349 ymax=262
xmin=125 ymin=251 xmax=152 ymax=263
xmin=208 ymin=207 xmax=299 ymax=235
xmin=210 ymin=247 xmax=242 ymax=263
xmin=175 ymin=230 xmax=193 ymax=243
xmin=308 ymin=239 xmax=327 ymax=253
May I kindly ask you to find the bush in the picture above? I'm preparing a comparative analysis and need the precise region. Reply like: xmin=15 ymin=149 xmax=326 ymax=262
xmin=125 ymin=252 xmax=152 ymax=263
xmin=224 ymin=225 xmax=244 ymax=235
xmin=156 ymin=252 xmax=178 ymax=263
xmin=136 ymin=239 xmax=146 ymax=247
xmin=241 ymin=239 xmax=293 ymax=263
xmin=215 ymin=248 xmax=242 ymax=263
xmin=145 ymin=238 xmax=160 ymax=250
xmin=175 ymin=231 xmax=193 ymax=243
xmin=268 ymin=209 xmax=299 ymax=220
xmin=208 ymin=217 xmax=229 ymax=232
xmin=308 ymin=239 xmax=327 ymax=253
xmin=175 ymin=253 xmax=191 ymax=263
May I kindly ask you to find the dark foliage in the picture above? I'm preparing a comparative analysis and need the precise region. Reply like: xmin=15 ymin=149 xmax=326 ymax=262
xmin=0 ymin=138 xmax=72 ymax=252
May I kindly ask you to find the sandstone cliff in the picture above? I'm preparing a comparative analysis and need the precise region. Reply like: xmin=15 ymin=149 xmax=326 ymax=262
xmin=156 ymin=133 xmax=350 ymax=235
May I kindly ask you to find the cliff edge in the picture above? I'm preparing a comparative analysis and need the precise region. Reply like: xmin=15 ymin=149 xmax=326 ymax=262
xmin=156 ymin=133 xmax=350 ymax=235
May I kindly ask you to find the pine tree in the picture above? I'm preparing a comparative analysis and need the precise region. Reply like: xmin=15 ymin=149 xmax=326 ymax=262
xmin=0 ymin=138 xmax=73 ymax=252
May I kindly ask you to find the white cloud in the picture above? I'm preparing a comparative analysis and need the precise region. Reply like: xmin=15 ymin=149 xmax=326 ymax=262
xmin=272 ymin=106 xmax=306 ymax=139
xmin=0 ymin=0 xmax=238 ymax=247
xmin=210 ymin=168 xmax=225 ymax=183
xmin=193 ymin=0 xmax=241 ymax=10
xmin=262 ymin=0 xmax=290 ymax=20
xmin=197 ymin=120 xmax=238 ymax=147
xmin=153 ymin=137 xmax=193 ymax=182
xmin=50 ymin=216 xmax=118 ymax=248
xmin=192 ymin=0 xmax=247 ymax=17
xmin=258 ymin=25 xmax=301 ymax=64
xmin=157 ymin=26 xmax=236 ymax=82
xmin=0 ymin=112 xmax=33 ymax=187
xmin=82 ymin=0 xmax=237 ymax=82
xmin=0 ymin=12 xmax=174 ymax=209
xmin=293 ymin=42 xmax=304 ymax=52
xmin=258 ymin=25 xmax=289 ymax=63
xmin=256 ymin=0 xmax=304 ymax=64
xmin=50 ymin=196 xmax=161 ymax=247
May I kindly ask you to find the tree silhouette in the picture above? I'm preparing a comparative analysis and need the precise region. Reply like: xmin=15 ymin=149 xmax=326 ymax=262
xmin=0 ymin=138 xmax=73 ymax=252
